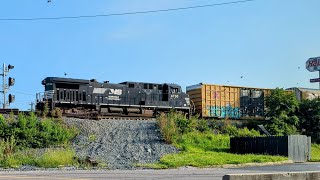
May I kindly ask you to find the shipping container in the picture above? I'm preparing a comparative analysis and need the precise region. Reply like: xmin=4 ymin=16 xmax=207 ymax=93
xmin=286 ymin=87 xmax=320 ymax=101
xmin=187 ymin=83 xmax=271 ymax=119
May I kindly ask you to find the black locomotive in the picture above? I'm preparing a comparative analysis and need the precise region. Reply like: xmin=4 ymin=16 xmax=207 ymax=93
xmin=36 ymin=77 xmax=190 ymax=117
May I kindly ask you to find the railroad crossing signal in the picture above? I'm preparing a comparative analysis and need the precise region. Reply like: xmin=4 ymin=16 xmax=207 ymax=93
xmin=8 ymin=77 xmax=15 ymax=86
xmin=7 ymin=64 xmax=14 ymax=71
xmin=1 ymin=63 xmax=15 ymax=108
xmin=8 ymin=94 xmax=15 ymax=104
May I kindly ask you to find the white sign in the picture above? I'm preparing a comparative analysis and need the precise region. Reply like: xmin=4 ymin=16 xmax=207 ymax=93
xmin=306 ymin=57 xmax=320 ymax=72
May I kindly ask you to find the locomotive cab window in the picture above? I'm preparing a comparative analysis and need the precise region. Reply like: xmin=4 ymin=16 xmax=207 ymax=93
xmin=171 ymin=88 xmax=180 ymax=93
xmin=144 ymin=84 xmax=148 ymax=89
xmin=45 ymin=83 xmax=53 ymax=91
xmin=129 ymin=83 xmax=135 ymax=88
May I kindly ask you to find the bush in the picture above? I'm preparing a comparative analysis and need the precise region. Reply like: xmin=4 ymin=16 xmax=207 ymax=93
xmin=221 ymin=124 xmax=260 ymax=137
xmin=157 ymin=112 xmax=178 ymax=144
xmin=0 ymin=113 xmax=78 ymax=149
xmin=51 ymin=108 xmax=63 ymax=119
xmin=157 ymin=111 xmax=211 ymax=143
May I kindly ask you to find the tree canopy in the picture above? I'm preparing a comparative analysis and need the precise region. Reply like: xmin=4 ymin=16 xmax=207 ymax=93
xmin=265 ymin=88 xmax=299 ymax=135
xmin=298 ymin=98 xmax=320 ymax=143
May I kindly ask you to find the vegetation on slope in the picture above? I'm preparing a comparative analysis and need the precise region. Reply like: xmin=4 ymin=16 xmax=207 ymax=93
xmin=150 ymin=112 xmax=287 ymax=168
xmin=0 ymin=113 xmax=78 ymax=168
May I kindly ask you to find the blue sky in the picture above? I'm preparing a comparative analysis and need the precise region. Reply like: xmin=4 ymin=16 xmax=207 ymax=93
xmin=0 ymin=0 xmax=319 ymax=110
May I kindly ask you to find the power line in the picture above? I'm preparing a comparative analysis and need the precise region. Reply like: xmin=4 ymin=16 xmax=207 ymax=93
xmin=0 ymin=0 xmax=259 ymax=21
xmin=10 ymin=91 xmax=35 ymax=96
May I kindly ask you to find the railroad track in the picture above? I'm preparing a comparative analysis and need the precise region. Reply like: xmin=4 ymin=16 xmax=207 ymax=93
xmin=63 ymin=113 xmax=156 ymax=120
xmin=0 ymin=109 xmax=156 ymax=120
xmin=0 ymin=109 xmax=30 ymax=115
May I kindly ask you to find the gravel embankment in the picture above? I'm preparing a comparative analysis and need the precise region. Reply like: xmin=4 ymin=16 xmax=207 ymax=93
xmin=63 ymin=118 xmax=178 ymax=170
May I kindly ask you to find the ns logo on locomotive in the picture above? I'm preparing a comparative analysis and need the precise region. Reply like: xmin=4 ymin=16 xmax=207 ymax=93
xmin=36 ymin=77 xmax=191 ymax=118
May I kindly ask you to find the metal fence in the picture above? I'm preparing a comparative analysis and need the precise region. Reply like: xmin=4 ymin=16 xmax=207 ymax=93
xmin=230 ymin=135 xmax=311 ymax=162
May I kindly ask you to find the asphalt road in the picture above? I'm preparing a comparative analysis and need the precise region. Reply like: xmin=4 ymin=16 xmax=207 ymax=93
xmin=0 ymin=163 xmax=319 ymax=180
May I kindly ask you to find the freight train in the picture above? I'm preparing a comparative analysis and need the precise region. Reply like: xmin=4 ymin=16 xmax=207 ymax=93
xmin=187 ymin=84 xmax=320 ymax=119
xmin=36 ymin=77 xmax=190 ymax=118
xmin=36 ymin=77 xmax=320 ymax=119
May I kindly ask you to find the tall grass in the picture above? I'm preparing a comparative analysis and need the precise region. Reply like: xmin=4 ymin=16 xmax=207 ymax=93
xmin=177 ymin=132 xmax=230 ymax=152
xmin=35 ymin=148 xmax=75 ymax=168
xmin=157 ymin=111 xmax=210 ymax=143
xmin=0 ymin=148 xmax=76 ymax=168
xmin=311 ymin=144 xmax=320 ymax=162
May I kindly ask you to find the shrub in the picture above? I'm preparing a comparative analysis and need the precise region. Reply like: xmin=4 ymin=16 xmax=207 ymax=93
xmin=0 ymin=113 xmax=78 ymax=149
xmin=157 ymin=111 xmax=212 ymax=143
xmin=51 ymin=108 xmax=63 ymax=119
xmin=157 ymin=112 xmax=178 ymax=144
xmin=236 ymin=127 xmax=260 ymax=137
xmin=221 ymin=124 xmax=260 ymax=137
xmin=221 ymin=124 xmax=238 ymax=136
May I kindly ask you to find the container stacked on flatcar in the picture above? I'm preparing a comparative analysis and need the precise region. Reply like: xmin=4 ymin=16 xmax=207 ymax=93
xmin=187 ymin=83 xmax=271 ymax=119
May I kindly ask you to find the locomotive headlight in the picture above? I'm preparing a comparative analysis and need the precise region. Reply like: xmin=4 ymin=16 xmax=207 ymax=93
xmin=185 ymin=98 xmax=190 ymax=105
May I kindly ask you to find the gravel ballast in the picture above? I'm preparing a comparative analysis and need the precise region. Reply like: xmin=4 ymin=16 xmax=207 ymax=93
xmin=63 ymin=118 xmax=178 ymax=170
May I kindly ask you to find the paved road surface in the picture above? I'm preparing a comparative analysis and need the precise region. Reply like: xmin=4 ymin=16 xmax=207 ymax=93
xmin=0 ymin=163 xmax=319 ymax=180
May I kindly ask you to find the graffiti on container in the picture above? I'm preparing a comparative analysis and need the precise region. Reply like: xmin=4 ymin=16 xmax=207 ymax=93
xmin=206 ymin=105 xmax=241 ymax=119
xmin=213 ymin=92 xmax=220 ymax=99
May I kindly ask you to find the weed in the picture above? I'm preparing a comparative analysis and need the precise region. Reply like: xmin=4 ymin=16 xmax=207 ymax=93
xmin=35 ymin=148 xmax=75 ymax=168
xmin=88 ymin=134 xmax=97 ymax=142
xmin=311 ymin=144 xmax=320 ymax=162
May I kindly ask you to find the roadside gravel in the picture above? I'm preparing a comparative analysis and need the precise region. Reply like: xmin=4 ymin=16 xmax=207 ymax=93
xmin=63 ymin=118 xmax=178 ymax=170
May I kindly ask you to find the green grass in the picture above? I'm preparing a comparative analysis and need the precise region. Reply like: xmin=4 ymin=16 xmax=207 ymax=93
xmin=175 ymin=132 xmax=230 ymax=152
xmin=148 ymin=112 xmax=289 ymax=169
xmin=311 ymin=144 xmax=320 ymax=162
xmin=0 ymin=148 xmax=77 ymax=168
xmin=160 ymin=151 xmax=287 ymax=168
xmin=143 ymin=132 xmax=287 ymax=169
xmin=35 ymin=148 xmax=75 ymax=168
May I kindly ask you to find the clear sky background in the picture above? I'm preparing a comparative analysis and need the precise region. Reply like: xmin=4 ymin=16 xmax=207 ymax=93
xmin=0 ymin=0 xmax=319 ymax=110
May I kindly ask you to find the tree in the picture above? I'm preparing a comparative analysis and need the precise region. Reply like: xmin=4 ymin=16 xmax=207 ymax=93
xmin=298 ymin=98 xmax=320 ymax=143
xmin=265 ymin=88 xmax=299 ymax=135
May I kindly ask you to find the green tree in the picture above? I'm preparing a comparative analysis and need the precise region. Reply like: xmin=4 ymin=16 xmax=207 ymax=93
xmin=298 ymin=98 xmax=320 ymax=143
xmin=265 ymin=88 xmax=299 ymax=135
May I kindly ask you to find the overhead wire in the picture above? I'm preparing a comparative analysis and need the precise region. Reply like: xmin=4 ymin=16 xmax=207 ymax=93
xmin=0 ymin=0 xmax=259 ymax=21
xmin=9 ymin=91 xmax=35 ymax=97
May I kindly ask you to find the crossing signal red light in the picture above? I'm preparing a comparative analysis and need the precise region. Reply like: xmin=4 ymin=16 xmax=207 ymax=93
xmin=8 ymin=94 xmax=15 ymax=104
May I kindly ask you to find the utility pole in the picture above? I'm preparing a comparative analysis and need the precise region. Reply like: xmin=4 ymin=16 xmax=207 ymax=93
xmin=2 ymin=63 xmax=5 ymax=109
xmin=29 ymin=102 xmax=34 ymax=112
